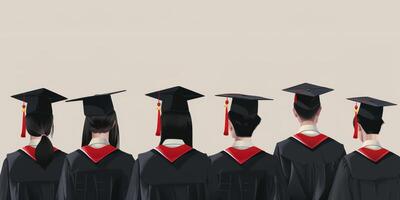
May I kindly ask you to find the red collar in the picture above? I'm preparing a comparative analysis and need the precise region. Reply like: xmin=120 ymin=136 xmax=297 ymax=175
xmin=224 ymin=146 xmax=262 ymax=165
xmin=80 ymin=145 xmax=117 ymax=163
xmin=357 ymin=147 xmax=390 ymax=163
xmin=155 ymin=144 xmax=193 ymax=163
xmin=21 ymin=146 xmax=59 ymax=161
xmin=292 ymin=133 xmax=329 ymax=149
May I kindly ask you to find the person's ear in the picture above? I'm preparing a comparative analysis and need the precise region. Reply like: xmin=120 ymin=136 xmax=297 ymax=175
xmin=228 ymin=120 xmax=237 ymax=138
xmin=358 ymin=123 xmax=364 ymax=142
xmin=293 ymin=108 xmax=299 ymax=118
xmin=314 ymin=107 xmax=322 ymax=122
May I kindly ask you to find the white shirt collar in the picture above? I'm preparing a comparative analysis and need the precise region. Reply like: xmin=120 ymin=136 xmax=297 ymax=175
xmin=162 ymin=139 xmax=185 ymax=148
xmin=232 ymin=138 xmax=253 ymax=150
xmin=298 ymin=124 xmax=320 ymax=136
xmin=362 ymin=140 xmax=382 ymax=150
xmin=89 ymin=138 xmax=110 ymax=149
xmin=29 ymin=137 xmax=42 ymax=147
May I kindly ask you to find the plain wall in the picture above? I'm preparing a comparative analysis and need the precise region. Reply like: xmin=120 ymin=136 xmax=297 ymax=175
xmin=1 ymin=0 xmax=400 ymax=165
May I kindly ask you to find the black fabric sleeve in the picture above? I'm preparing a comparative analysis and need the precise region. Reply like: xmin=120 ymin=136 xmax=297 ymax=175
xmin=0 ymin=159 xmax=11 ymax=200
xmin=125 ymin=159 xmax=141 ymax=200
xmin=56 ymin=158 xmax=74 ymax=200
xmin=273 ymin=163 xmax=290 ymax=200
xmin=328 ymin=158 xmax=352 ymax=200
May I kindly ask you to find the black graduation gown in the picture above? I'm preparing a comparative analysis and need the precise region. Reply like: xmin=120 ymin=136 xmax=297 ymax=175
xmin=274 ymin=133 xmax=346 ymax=200
xmin=56 ymin=145 xmax=135 ymax=200
xmin=0 ymin=146 xmax=66 ymax=200
xmin=328 ymin=148 xmax=400 ymax=200
xmin=125 ymin=144 xmax=212 ymax=200
xmin=209 ymin=146 xmax=289 ymax=200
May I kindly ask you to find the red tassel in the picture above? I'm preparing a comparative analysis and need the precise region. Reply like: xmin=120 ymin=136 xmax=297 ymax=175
xmin=223 ymin=98 xmax=229 ymax=136
xmin=294 ymin=94 xmax=298 ymax=103
xmin=353 ymin=104 xmax=359 ymax=139
xmin=155 ymin=100 xmax=161 ymax=136
xmin=21 ymin=103 xmax=26 ymax=138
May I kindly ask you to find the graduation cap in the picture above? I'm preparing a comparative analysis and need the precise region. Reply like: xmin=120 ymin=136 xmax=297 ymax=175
xmin=348 ymin=96 xmax=396 ymax=138
xmin=66 ymin=90 xmax=126 ymax=117
xmin=216 ymin=93 xmax=273 ymax=136
xmin=146 ymin=86 xmax=204 ymax=136
xmin=11 ymin=88 xmax=67 ymax=138
xmin=283 ymin=83 xmax=333 ymax=119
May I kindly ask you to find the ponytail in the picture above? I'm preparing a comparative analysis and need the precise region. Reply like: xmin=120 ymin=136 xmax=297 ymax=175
xmin=26 ymin=114 xmax=54 ymax=167
xmin=35 ymin=135 xmax=54 ymax=167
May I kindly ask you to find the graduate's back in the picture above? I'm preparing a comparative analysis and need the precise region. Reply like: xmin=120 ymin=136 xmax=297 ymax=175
xmin=274 ymin=136 xmax=345 ymax=200
xmin=0 ymin=149 xmax=66 ymax=200
xmin=210 ymin=149 xmax=288 ymax=200
xmin=57 ymin=148 xmax=134 ymax=200
xmin=128 ymin=147 xmax=211 ymax=200
xmin=328 ymin=151 xmax=400 ymax=200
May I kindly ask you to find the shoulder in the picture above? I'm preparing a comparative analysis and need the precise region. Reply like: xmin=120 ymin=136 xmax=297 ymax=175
xmin=113 ymin=149 xmax=135 ymax=160
xmin=4 ymin=150 xmax=23 ymax=168
xmin=324 ymin=136 xmax=345 ymax=150
xmin=344 ymin=150 xmax=400 ymax=180
xmin=209 ymin=151 xmax=225 ymax=163
xmin=275 ymin=137 xmax=294 ymax=150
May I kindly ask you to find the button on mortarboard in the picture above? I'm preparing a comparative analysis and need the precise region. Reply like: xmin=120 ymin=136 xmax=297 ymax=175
xmin=12 ymin=88 xmax=67 ymax=115
xmin=283 ymin=83 xmax=333 ymax=115
xmin=66 ymin=90 xmax=126 ymax=116
xmin=282 ymin=83 xmax=334 ymax=97
xmin=146 ymin=86 xmax=204 ymax=113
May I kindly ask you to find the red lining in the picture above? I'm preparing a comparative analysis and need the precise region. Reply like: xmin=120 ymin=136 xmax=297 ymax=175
xmin=293 ymin=133 xmax=329 ymax=149
xmin=21 ymin=146 xmax=59 ymax=161
xmin=224 ymin=146 xmax=262 ymax=165
xmin=357 ymin=147 xmax=390 ymax=163
xmin=80 ymin=145 xmax=117 ymax=163
xmin=155 ymin=144 xmax=193 ymax=163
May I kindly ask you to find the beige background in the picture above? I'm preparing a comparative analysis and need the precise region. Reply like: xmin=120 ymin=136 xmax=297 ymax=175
xmin=1 ymin=0 xmax=400 ymax=165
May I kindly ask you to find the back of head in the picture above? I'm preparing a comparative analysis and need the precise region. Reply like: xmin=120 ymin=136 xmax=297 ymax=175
xmin=294 ymin=94 xmax=321 ymax=120
xmin=82 ymin=112 xmax=119 ymax=147
xmin=26 ymin=114 xmax=54 ymax=168
xmin=229 ymin=111 xmax=261 ymax=137
xmin=160 ymin=111 xmax=193 ymax=146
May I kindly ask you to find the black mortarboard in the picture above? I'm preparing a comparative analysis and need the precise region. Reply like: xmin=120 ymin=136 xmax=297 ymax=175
xmin=216 ymin=93 xmax=273 ymax=117
xmin=12 ymin=88 xmax=66 ymax=138
xmin=283 ymin=83 xmax=333 ymax=119
xmin=348 ymin=96 xmax=396 ymax=136
xmin=216 ymin=93 xmax=273 ymax=136
xmin=146 ymin=86 xmax=203 ymax=136
xmin=12 ymin=88 xmax=67 ymax=115
xmin=66 ymin=90 xmax=126 ymax=116
xmin=146 ymin=86 xmax=204 ymax=113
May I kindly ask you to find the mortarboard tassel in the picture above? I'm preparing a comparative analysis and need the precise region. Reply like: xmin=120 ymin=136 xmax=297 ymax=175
xmin=294 ymin=94 xmax=298 ymax=103
xmin=155 ymin=100 xmax=162 ymax=136
xmin=223 ymin=98 xmax=229 ymax=136
xmin=353 ymin=104 xmax=359 ymax=139
xmin=21 ymin=103 xmax=26 ymax=138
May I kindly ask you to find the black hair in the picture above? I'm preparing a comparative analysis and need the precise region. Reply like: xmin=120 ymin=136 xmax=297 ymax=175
xmin=355 ymin=115 xmax=384 ymax=134
xmin=294 ymin=104 xmax=320 ymax=120
xmin=160 ymin=112 xmax=193 ymax=146
xmin=26 ymin=114 xmax=54 ymax=168
xmin=228 ymin=111 xmax=261 ymax=137
xmin=294 ymin=94 xmax=321 ymax=120
xmin=81 ymin=112 xmax=120 ymax=147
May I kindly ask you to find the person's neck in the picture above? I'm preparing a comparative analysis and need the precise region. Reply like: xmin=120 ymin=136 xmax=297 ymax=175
xmin=300 ymin=120 xmax=316 ymax=126
xmin=298 ymin=121 xmax=319 ymax=136
xmin=232 ymin=137 xmax=253 ymax=150
xmin=362 ymin=133 xmax=381 ymax=150
xmin=29 ymin=135 xmax=42 ymax=147
xmin=162 ymin=139 xmax=185 ymax=147
xmin=89 ymin=132 xmax=110 ymax=148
